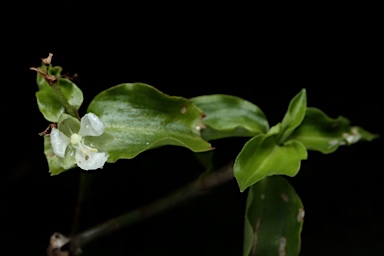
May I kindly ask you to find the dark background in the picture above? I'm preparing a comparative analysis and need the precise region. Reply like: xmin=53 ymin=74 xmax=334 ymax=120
xmin=2 ymin=3 xmax=383 ymax=255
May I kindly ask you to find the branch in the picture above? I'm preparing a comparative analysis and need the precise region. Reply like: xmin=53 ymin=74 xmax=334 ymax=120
xmin=47 ymin=161 xmax=235 ymax=256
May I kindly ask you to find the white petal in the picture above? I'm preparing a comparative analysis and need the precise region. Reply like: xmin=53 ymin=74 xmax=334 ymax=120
xmin=78 ymin=113 xmax=106 ymax=137
xmin=50 ymin=128 xmax=70 ymax=158
xmin=75 ymin=144 xmax=109 ymax=170
xmin=59 ymin=147 xmax=76 ymax=169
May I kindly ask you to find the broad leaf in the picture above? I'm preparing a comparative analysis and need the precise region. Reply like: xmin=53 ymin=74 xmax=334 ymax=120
xmin=36 ymin=88 xmax=65 ymax=122
xmin=190 ymin=94 xmax=269 ymax=141
xmin=234 ymin=133 xmax=307 ymax=192
xmin=87 ymin=83 xmax=213 ymax=162
xmin=35 ymin=65 xmax=83 ymax=122
xmin=243 ymin=176 xmax=304 ymax=256
xmin=277 ymin=89 xmax=307 ymax=144
xmin=289 ymin=107 xmax=379 ymax=153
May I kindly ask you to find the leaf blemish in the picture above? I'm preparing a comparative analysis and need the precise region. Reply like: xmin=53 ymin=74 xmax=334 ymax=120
xmin=180 ymin=106 xmax=187 ymax=114
xmin=328 ymin=139 xmax=339 ymax=147
xmin=260 ymin=193 xmax=265 ymax=200
xmin=297 ymin=208 xmax=305 ymax=222
xmin=279 ymin=237 xmax=287 ymax=256
xmin=281 ymin=193 xmax=289 ymax=202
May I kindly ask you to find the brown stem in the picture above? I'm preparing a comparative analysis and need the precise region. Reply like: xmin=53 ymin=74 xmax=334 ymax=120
xmin=50 ymin=162 xmax=234 ymax=255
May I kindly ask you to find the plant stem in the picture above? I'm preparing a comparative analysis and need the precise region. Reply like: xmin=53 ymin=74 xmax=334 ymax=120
xmin=66 ymin=161 xmax=234 ymax=254
xmin=71 ymin=173 xmax=94 ymax=235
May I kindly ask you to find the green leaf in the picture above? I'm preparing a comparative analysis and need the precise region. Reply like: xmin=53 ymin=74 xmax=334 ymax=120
xmin=43 ymin=136 xmax=76 ymax=175
xmin=58 ymin=78 xmax=83 ymax=112
xmin=277 ymin=89 xmax=307 ymax=144
xmin=234 ymin=134 xmax=307 ymax=192
xmin=243 ymin=176 xmax=304 ymax=256
xmin=35 ymin=65 xmax=83 ymax=122
xmin=87 ymin=83 xmax=213 ymax=162
xmin=190 ymin=94 xmax=269 ymax=141
xmin=267 ymin=123 xmax=281 ymax=135
xmin=289 ymin=107 xmax=379 ymax=153
xmin=36 ymin=88 xmax=65 ymax=122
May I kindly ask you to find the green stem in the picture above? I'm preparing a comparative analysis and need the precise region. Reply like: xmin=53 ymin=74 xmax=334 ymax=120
xmin=66 ymin=162 xmax=234 ymax=254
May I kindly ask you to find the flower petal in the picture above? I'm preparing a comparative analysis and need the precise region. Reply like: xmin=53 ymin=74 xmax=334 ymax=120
xmin=51 ymin=128 xmax=70 ymax=158
xmin=78 ymin=112 xmax=106 ymax=137
xmin=75 ymin=144 xmax=109 ymax=170
xmin=58 ymin=146 xmax=76 ymax=169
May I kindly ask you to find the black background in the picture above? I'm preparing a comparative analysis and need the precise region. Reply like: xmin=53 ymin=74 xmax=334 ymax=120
xmin=2 ymin=3 xmax=383 ymax=255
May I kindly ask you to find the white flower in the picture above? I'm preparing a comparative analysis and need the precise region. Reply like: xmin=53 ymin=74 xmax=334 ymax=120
xmin=50 ymin=113 xmax=110 ymax=170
